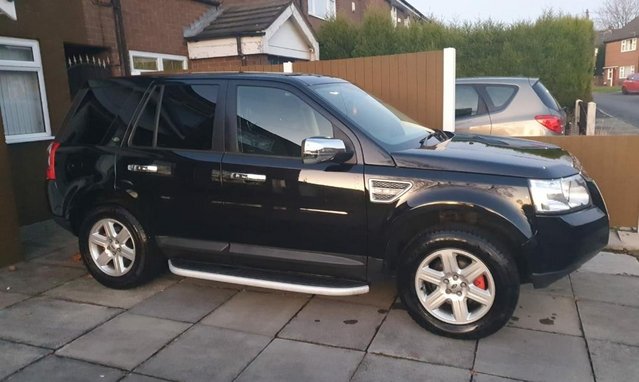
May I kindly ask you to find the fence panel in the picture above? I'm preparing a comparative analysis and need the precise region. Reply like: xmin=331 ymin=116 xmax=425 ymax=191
xmin=531 ymin=135 xmax=639 ymax=228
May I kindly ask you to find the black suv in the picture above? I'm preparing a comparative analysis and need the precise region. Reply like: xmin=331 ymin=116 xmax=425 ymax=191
xmin=47 ymin=73 xmax=609 ymax=339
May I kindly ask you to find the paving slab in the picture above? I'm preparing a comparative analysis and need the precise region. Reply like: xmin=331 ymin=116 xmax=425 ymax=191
xmin=571 ymin=271 xmax=639 ymax=307
xmin=0 ymin=262 xmax=85 ymax=295
xmin=578 ymin=251 xmax=639 ymax=276
xmin=45 ymin=274 xmax=179 ymax=309
xmin=0 ymin=340 xmax=50 ymax=380
xmin=578 ymin=300 xmax=639 ymax=346
xmin=0 ymin=291 xmax=29 ymax=309
xmin=472 ymin=374 xmax=525 ymax=382
xmin=58 ymin=313 xmax=189 ymax=370
xmin=368 ymin=309 xmax=476 ymax=369
xmin=279 ymin=297 xmax=385 ymax=350
xmin=6 ymin=355 xmax=124 ymax=382
xmin=519 ymin=276 xmax=573 ymax=297
xmin=475 ymin=327 xmax=593 ymax=382
xmin=201 ymin=290 xmax=308 ymax=336
xmin=120 ymin=373 xmax=171 ymax=382
xmin=129 ymin=281 xmax=237 ymax=322
xmin=137 ymin=325 xmax=271 ymax=382
xmin=351 ymin=354 xmax=470 ymax=382
xmin=0 ymin=297 xmax=120 ymax=349
xmin=507 ymin=292 xmax=581 ymax=336
xmin=235 ymin=338 xmax=364 ymax=382
xmin=320 ymin=278 xmax=397 ymax=309
xmin=179 ymin=277 xmax=243 ymax=290
xmin=588 ymin=339 xmax=639 ymax=382
xmin=31 ymin=243 xmax=83 ymax=269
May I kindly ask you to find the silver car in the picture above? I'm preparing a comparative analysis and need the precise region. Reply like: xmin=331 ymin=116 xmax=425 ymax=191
xmin=455 ymin=77 xmax=566 ymax=136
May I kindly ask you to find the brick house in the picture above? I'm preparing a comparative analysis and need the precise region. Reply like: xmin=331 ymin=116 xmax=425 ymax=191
xmin=602 ymin=16 xmax=639 ymax=86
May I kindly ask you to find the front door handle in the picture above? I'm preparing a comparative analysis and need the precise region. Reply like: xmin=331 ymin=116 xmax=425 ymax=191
xmin=230 ymin=172 xmax=266 ymax=183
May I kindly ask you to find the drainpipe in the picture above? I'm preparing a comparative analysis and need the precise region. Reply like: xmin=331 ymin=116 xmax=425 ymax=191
xmin=236 ymin=36 xmax=246 ymax=66
xmin=112 ymin=0 xmax=130 ymax=76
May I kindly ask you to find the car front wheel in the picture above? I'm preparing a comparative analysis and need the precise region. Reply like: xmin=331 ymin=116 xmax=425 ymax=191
xmin=398 ymin=226 xmax=519 ymax=339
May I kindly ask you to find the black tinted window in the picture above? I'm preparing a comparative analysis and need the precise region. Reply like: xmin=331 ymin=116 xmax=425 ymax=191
xmin=532 ymin=81 xmax=561 ymax=111
xmin=236 ymin=86 xmax=332 ymax=157
xmin=132 ymin=84 xmax=218 ymax=150
xmin=61 ymin=83 xmax=138 ymax=145
xmin=455 ymin=85 xmax=480 ymax=118
xmin=484 ymin=85 xmax=517 ymax=111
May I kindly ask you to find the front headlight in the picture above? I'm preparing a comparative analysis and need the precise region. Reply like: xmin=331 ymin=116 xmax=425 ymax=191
xmin=529 ymin=174 xmax=590 ymax=213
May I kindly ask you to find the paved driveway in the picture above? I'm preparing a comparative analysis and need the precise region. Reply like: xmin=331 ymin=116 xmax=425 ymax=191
xmin=594 ymin=92 xmax=639 ymax=131
xmin=1 ymin=221 xmax=638 ymax=382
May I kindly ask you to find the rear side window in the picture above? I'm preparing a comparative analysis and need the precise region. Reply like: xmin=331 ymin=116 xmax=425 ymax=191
xmin=60 ymin=83 xmax=140 ymax=145
xmin=131 ymin=84 xmax=218 ymax=150
xmin=532 ymin=81 xmax=561 ymax=111
xmin=484 ymin=85 xmax=517 ymax=111
xmin=455 ymin=85 xmax=481 ymax=118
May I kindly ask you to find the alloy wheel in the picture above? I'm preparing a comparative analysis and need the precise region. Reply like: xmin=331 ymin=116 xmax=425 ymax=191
xmin=88 ymin=218 xmax=136 ymax=277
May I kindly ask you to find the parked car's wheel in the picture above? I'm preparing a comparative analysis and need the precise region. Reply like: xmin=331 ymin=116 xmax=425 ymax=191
xmin=398 ymin=226 xmax=519 ymax=339
xmin=79 ymin=206 xmax=162 ymax=289
xmin=622 ymin=86 xmax=628 ymax=95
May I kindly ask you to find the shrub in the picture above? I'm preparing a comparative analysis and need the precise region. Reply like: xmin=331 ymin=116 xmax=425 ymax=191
xmin=318 ymin=11 xmax=596 ymax=106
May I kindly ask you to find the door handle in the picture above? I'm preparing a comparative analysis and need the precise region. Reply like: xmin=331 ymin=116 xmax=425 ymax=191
xmin=128 ymin=164 xmax=158 ymax=173
xmin=230 ymin=172 xmax=266 ymax=183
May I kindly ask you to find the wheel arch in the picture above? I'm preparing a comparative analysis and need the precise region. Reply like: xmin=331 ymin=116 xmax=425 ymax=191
xmin=68 ymin=187 xmax=143 ymax=235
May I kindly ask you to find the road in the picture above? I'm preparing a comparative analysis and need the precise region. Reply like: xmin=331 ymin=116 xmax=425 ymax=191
xmin=593 ymin=92 xmax=639 ymax=128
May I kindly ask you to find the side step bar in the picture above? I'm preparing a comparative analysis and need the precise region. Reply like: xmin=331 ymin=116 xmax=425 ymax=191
xmin=168 ymin=260 xmax=369 ymax=296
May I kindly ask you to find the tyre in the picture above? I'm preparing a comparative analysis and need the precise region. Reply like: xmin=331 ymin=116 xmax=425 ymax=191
xmin=398 ymin=226 xmax=519 ymax=339
xmin=78 ymin=206 xmax=162 ymax=289
xmin=622 ymin=86 xmax=628 ymax=95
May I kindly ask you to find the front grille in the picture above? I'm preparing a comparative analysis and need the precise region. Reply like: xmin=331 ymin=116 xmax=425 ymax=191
xmin=369 ymin=179 xmax=412 ymax=203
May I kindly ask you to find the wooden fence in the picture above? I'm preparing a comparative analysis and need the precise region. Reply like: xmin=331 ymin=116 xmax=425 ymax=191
xmin=189 ymin=51 xmax=446 ymax=129
xmin=532 ymin=135 xmax=639 ymax=228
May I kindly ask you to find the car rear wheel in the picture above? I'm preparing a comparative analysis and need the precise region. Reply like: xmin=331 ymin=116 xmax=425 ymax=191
xmin=79 ymin=206 xmax=162 ymax=289
xmin=398 ymin=226 xmax=519 ymax=339
xmin=622 ymin=86 xmax=628 ymax=95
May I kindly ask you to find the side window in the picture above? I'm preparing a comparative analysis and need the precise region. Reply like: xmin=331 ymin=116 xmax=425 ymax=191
xmin=131 ymin=84 xmax=218 ymax=150
xmin=455 ymin=85 xmax=480 ymax=118
xmin=484 ymin=85 xmax=517 ymax=111
xmin=236 ymin=86 xmax=333 ymax=157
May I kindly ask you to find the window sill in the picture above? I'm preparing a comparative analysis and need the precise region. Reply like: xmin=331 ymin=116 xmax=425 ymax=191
xmin=4 ymin=134 xmax=54 ymax=144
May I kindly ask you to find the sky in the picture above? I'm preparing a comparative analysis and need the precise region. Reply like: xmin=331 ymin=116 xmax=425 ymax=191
xmin=409 ymin=0 xmax=601 ymax=24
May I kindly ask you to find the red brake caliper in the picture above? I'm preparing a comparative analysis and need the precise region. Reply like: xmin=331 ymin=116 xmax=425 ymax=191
xmin=473 ymin=275 xmax=487 ymax=290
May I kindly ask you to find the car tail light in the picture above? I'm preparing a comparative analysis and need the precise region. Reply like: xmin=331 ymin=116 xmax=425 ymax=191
xmin=535 ymin=115 xmax=563 ymax=134
xmin=46 ymin=141 xmax=61 ymax=180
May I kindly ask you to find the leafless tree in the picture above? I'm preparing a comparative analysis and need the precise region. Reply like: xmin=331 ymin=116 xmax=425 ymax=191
xmin=596 ymin=0 xmax=639 ymax=29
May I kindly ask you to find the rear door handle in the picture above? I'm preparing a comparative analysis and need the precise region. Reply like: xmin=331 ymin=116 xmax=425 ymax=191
xmin=127 ymin=164 xmax=172 ymax=175
xmin=230 ymin=172 xmax=266 ymax=183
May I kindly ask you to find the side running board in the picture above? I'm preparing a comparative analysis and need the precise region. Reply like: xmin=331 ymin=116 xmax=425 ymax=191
xmin=168 ymin=259 xmax=370 ymax=296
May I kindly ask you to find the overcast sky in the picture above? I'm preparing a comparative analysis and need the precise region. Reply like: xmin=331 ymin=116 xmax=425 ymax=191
xmin=410 ymin=0 xmax=601 ymax=24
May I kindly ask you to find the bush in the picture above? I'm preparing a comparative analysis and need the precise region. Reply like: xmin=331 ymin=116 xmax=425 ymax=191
xmin=318 ymin=11 xmax=596 ymax=106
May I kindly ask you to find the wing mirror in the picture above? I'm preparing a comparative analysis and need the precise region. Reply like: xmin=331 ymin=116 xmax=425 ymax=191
xmin=302 ymin=137 xmax=352 ymax=165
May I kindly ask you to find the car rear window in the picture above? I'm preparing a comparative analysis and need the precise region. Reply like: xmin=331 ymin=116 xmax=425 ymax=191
xmin=484 ymin=85 xmax=517 ymax=111
xmin=532 ymin=81 xmax=561 ymax=112
xmin=59 ymin=80 xmax=141 ymax=145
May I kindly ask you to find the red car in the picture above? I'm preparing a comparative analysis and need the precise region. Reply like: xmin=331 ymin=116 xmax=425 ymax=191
xmin=622 ymin=73 xmax=639 ymax=94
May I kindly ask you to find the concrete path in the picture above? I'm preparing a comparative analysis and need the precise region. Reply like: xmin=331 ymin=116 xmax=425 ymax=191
xmin=1 ymin=220 xmax=638 ymax=381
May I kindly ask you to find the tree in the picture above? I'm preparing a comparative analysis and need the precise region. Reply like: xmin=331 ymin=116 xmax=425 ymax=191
xmin=596 ymin=0 xmax=639 ymax=29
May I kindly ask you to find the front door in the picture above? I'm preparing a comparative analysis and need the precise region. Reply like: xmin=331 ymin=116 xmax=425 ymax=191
xmin=115 ymin=80 xmax=229 ymax=257
xmin=218 ymin=81 xmax=367 ymax=280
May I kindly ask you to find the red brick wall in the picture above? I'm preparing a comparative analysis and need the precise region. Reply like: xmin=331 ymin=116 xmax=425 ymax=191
xmin=190 ymin=54 xmax=271 ymax=70
xmin=605 ymin=40 xmax=639 ymax=85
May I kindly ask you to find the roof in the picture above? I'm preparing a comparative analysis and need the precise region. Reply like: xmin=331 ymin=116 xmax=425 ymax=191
xmin=187 ymin=0 xmax=293 ymax=40
xmin=603 ymin=16 xmax=639 ymax=43
xmin=456 ymin=77 xmax=540 ymax=85
xmin=389 ymin=0 xmax=429 ymax=21
xmin=121 ymin=72 xmax=346 ymax=86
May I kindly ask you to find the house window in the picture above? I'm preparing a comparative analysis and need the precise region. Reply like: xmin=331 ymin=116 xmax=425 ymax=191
xmin=619 ymin=65 xmax=635 ymax=79
xmin=129 ymin=51 xmax=187 ymax=75
xmin=308 ymin=0 xmax=336 ymax=20
xmin=621 ymin=38 xmax=637 ymax=52
xmin=0 ymin=37 xmax=52 ymax=144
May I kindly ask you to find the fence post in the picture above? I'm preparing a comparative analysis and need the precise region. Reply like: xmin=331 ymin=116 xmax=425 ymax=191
xmin=574 ymin=99 xmax=582 ymax=128
xmin=442 ymin=48 xmax=456 ymax=132
xmin=586 ymin=102 xmax=596 ymax=135
xmin=283 ymin=62 xmax=293 ymax=73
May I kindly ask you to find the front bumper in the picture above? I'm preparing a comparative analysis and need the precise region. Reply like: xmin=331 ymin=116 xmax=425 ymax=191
xmin=526 ymin=181 xmax=610 ymax=288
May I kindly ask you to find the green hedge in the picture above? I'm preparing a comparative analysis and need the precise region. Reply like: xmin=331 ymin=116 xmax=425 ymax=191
xmin=318 ymin=10 xmax=596 ymax=106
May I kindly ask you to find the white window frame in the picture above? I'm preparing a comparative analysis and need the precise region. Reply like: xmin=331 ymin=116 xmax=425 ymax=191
xmin=620 ymin=66 xmax=625 ymax=79
xmin=129 ymin=50 xmax=188 ymax=76
xmin=620 ymin=65 xmax=636 ymax=79
xmin=0 ymin=36 xmax=52 ymax=144
xmin=621 ymin=38 xmax=637 ymax=52
xmin=308 ymin=0 xmax=336 ymax=20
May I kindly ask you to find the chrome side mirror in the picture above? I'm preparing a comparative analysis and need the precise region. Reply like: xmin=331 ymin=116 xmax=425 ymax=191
xmin=302 ymin=137 xmax=350 ymax=164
